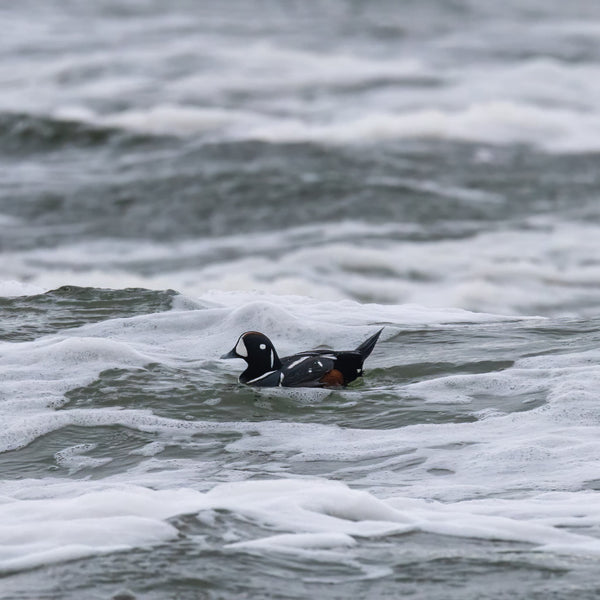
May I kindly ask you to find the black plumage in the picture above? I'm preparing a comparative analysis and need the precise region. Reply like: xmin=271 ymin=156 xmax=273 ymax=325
xmin=221 ymin=329 xmax=382 ymax=388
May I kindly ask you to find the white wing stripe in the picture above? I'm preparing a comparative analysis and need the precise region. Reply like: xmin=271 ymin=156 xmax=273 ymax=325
xmin=285 ymin=356 xmax=313 ymax=370
xmin=247 ymin=370 xmax=277 ymax=384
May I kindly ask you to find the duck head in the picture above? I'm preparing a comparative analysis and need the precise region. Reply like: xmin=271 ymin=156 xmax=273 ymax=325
xmin=221 ymin=331 xmax=282 ymax=382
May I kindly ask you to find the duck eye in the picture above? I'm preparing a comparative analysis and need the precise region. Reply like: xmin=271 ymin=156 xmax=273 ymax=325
xmin=259 ymin=343 xmax=267 ymax=350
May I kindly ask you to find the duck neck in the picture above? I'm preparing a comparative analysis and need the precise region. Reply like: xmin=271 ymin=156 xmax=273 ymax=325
xmin=240 ymin=349 xmax=281 ymax=383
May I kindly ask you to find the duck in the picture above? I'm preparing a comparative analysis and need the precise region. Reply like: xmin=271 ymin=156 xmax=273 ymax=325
xmin=221 ymin=328 xmax=382 ymax=387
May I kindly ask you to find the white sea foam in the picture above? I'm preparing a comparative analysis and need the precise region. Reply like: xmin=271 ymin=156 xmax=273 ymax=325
xmin=101 ymin=104 xmax=262 ymax=137
xmin=225 ymin=345 xmax=600 ymax=503
xmin=56 ymin=98 xmax=600 ymax=153
xmin=5 ymin=28 xmax=600 ymax=152
xmin=0 ymin=280 xmax=45 ymax=298
xmin=54 ymin=443 xmax=113 ymax=474
xmin=2 ymin=293 xmax=599 ymax=506
xmin=227 ymin=532 xmax=358 ymax=551
xmin=4 ymin=0 xmax=600 ymax=153
xmin=247 ymin=101 xmax=600 ymax=152
xmin=2 ymin=218 xmax=599 ymax=316
xmin=1 ymin=475 xmax=599 ymax=574
xmin=0 ymin=485 xmax=200 ymax=573
xmin=0 ymin=291 xmax=509 ymax=453
xmin=0 ymin=213 xmax=21 ymax=227
xmin=4 ymin=3 xmax=600 ymax=591
xmin=0 ymin=336 xmax=151 ymax=396
xmin=36 ymin=54 xmax=600 ymax=151
xmin=189 ymin=42 xmax=427 ymax=92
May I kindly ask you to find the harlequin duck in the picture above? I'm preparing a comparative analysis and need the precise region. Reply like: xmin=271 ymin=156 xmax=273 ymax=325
xmin=221 ymin=328 xmax=383 ymax=387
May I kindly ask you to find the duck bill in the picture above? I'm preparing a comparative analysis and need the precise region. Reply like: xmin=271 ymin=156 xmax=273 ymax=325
xmin=220 ymin=348 xmax=239 ymax=359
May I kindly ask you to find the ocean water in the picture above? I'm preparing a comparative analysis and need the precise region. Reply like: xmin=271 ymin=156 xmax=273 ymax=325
xmin=2 ymin=1 xmax=600 ymax=598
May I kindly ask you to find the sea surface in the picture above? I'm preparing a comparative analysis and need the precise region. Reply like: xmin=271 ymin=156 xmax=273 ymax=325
xmin=2 ymin=1 xmax=600 ymax=598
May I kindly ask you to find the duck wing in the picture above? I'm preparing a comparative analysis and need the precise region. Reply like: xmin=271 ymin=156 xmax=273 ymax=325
xmin=279 ymin=353 xmax=338 ymax=387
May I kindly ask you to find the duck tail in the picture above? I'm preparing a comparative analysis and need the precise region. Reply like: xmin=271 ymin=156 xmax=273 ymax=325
xmin=355 ymin=328 xmax=383 ymax=359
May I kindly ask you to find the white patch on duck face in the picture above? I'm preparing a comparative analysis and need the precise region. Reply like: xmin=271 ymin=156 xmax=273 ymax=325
xmin=235 ymin=336 xmax=248 ymax=358
xmin=317 ymin=361 xmax=323 ymax=367
xmin=260 ymin=343 xmax=266 ymax=350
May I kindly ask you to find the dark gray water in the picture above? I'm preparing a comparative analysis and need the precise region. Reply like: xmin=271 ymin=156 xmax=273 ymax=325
xmin=2 ymin=2 xmax=600 ymax=599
